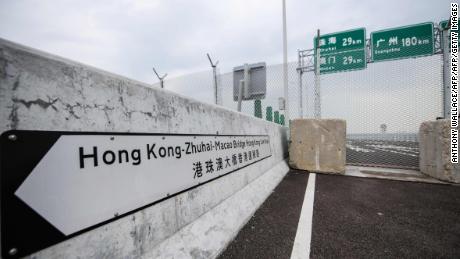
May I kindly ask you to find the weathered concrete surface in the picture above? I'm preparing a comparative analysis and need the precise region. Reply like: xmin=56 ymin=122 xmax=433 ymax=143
xmin=419 ymin=119 xmax=460 ymax=183
xmin=0 ymin=38 xmax=288 ymax=258
xmin=145 ymin=160 xmax=289 ymax=259
xmin=289 ymin=119 xmax=346 ymax=174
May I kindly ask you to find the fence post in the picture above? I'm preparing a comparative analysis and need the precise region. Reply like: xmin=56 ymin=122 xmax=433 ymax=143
xmin=298 ymin=69 xmax=303 ymax=118
xmin=442 ymin=27 xmax=451 ymax=119
xmin=282 ymin=0 xmax=290 ymax=125
xmin=314 ymin=29 xmax=321 ymax=119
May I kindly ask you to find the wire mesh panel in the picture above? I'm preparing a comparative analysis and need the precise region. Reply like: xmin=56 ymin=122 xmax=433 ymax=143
xmin=162 ymin=69 xmax=216 ymax=104
xmin=160 ymin=64 xmax=294 ymax=127
xmin=158 ymin=23 xmax=444 ymax=169
xmin=292 ymin=23 xmax=446 ymax=169
xmin=219 ymin=63 xmax=298 ymax=124
xmin=296 ymin=24 xmax=444 ymax=169
xmin=300 ymin=54 xmax=443 ymax=169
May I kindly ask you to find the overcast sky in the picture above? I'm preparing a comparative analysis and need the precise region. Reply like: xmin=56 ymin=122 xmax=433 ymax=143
xmin=0 ymin=0 xmax=452 ymax=83
xmin=0 ymin=0 xmax=452 ymax=133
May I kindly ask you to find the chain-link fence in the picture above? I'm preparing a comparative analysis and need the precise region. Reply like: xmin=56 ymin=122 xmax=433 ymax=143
xmin=219 ymin=62 xmax=297 ymax=124
xmin=162 ymin=63 xmax=295 ymax=126
xmin=162 ymin=24 xmax=447 ymax=170
xmin=296 ymin=24 xmax=445 ymax=169
xmin=298 ymin=54 xmax=443 ymax=169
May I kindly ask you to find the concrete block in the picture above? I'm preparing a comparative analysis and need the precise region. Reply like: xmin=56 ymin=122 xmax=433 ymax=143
xmin=289 ymin=119 xmax=346 ymax=174
xmin=419 ymin=119 xmax=460 ymax=183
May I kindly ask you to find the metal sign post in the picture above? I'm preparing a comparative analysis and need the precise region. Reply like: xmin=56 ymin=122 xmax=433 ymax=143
xmin=233 ymin=62 xmax=267 ymax=112
xmin=237 ymin=80 xmax=244 ymax=112
xmin=297 ymin=50 xmax=304 ymax=118
xmin=314 ymin=29 xmax=321 ymax=119
xmin=442 ymin=23 xmax=451 ymax=119
xmin=296 ymin=49 xmax=313 ymax=119
xmin=282 ymin=0 xmax=289 ymax=125
xmin=237 ymin=64 xmax=250 ymax=112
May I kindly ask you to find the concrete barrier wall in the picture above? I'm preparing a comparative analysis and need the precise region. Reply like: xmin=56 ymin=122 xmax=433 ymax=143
xmin=0 ymin=38 xmax=289 ymax=258
xmin=419 ymin=119 xmax=459 ymax=183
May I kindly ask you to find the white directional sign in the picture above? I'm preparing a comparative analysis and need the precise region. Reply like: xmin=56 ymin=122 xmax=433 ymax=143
xmin=11 ymin=133 xmax=271 ymax=237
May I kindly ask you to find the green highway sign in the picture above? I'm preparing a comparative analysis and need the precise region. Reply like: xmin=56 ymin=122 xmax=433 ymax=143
xmin=318 ymin=49 xmax=366 ymax=74
xmin=314 ymin=28 xmax=367 ymax=74
xmin=371 ymin=22 xmax=434 ymax=62
xmin=314 ymin=28 xmax=366 ymax=54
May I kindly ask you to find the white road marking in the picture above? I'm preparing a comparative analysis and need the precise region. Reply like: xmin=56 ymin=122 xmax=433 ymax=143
xmin=290 ymin=173 xmax=316 ymax=259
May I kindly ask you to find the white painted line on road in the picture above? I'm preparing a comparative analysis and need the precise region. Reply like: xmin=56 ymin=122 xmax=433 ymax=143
xmin=290 ymin=173 xmax=316 ymax=259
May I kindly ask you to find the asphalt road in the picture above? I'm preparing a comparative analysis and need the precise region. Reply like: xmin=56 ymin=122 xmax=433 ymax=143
xmin=311 ymin=174 xmax=460 ymax=258
xmin=219 ymin=171 xmax=460 ymax=259
xmin=219 ymin=170 xmax=310 ymax=259
xmin=346 ymin=139 xmax=419 ymax=168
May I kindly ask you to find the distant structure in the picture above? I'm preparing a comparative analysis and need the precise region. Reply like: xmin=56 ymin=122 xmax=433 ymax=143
xmin=380 ymin=123 xmax=387 ymax=134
